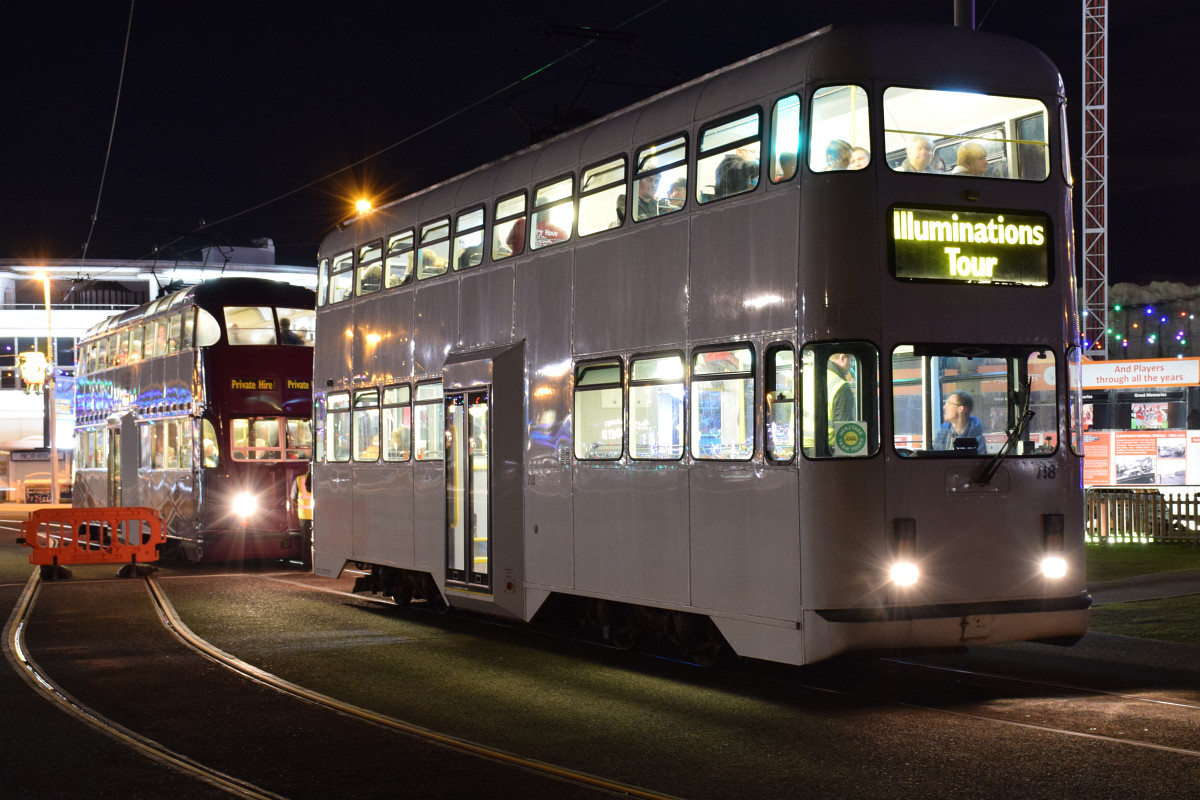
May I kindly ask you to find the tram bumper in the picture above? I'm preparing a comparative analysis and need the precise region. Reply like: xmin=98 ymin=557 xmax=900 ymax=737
xmin=805 ymin=592 xmax=1092 ymax=662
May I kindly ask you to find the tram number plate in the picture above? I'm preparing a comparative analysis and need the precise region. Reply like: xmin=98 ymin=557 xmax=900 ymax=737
xmin=960 ymin=615 xmax=991 ymax=641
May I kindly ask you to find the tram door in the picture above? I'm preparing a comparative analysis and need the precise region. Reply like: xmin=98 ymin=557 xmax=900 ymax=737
xmin=445 ymin=389 xmax=490 ymax=590
xmin=107 ymin=412 xmax=140 ymax=507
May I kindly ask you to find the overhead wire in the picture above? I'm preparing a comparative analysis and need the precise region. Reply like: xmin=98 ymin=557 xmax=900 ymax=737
xmin=147 ymin=0 xmax=674 ymax=260
xmin=80 ymin=0 xmax=136 ymax=266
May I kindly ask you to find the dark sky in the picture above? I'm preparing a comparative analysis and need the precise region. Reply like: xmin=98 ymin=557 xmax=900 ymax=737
xmin=3 ymin=1 xmax=1194 ymax=285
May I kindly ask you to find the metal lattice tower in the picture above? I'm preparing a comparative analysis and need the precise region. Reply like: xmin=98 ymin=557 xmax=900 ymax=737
xmin=1082 ymin=0 xmax=1108 ymax=357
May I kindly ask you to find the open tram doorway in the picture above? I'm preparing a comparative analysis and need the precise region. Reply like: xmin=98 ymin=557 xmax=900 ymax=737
xmin=106 ymin=412 xmax=139 ymax=507
xmin=445 ymin=388 xmax=490 ymax=591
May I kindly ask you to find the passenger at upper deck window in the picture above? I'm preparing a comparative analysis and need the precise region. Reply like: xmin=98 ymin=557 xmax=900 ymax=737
xmin=950 ymin=142 xmax=989 ymax=176
xmin=774 ymin=151 xmax=797 ymax=181
xmin=825 ymin=139 xmax=852 ymax=170
xmin=896 ymin=136 xmax=936 ymax=173
xmin=636 ymin=175 xmax=659 ymax=219
xmin=280 ymin=318 xmax=303 ymax=345
xmin=849 ymin=147 xmax=870 ymax=170
xmin=714 ymin=146 xmax=759 ymax=197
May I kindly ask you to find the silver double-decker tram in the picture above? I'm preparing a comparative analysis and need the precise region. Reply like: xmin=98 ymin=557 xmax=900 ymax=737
xmin=311 ymin=22 xmax=1089 ymax=665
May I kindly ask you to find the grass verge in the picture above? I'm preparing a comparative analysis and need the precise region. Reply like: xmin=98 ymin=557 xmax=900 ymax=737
xmin=1086 ymin=542 xmax=1200 ymax=583
xmin=1089 ymin=596 xmax=1200 ymax=646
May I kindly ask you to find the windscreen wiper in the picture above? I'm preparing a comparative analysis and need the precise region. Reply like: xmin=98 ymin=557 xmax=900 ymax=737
xmin=975 ymin=379 xmax=1034 ymax=486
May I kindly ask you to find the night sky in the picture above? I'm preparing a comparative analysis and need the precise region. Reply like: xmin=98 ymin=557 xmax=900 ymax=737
xmin=4 ymin=1 xmax=1194 ymax=285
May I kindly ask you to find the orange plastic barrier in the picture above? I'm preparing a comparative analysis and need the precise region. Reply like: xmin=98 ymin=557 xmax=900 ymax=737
xmin=18 ymin=506 xmax=165 ymax=567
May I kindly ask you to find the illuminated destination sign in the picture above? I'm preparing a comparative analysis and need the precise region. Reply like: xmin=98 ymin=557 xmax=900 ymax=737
xmin=890 ymin=206 xmax=1050 ymax=286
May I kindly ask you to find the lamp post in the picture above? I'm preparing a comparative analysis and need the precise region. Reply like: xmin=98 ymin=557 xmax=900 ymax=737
xmin=34 ymin=272 xmax=59 ymax=504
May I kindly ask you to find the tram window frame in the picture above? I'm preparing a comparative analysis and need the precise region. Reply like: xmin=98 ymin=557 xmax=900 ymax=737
xmin=356 ymin=239 xmax=384 ymax=296
xmin=881 ymin=86 xmax=1049 ymax=180
xmin=633 ymin=134 xmax=688 ymax=222
xmin=225 ymin=306 xmax=277 ymax=346
xmin=138 ymin=422 xmax=153 ymax=469
xmin=690 ymin=344 xmax=755 ymax=461
xmin=382 ymin=384 xmax=411 ymax=462
xmin=180 ymin=309 xmax=196 ymax=350
xmin=453 ymin=206 xmax=485 ymax=271
xmin=384 ymin=230 xmax=415 ymax=288
xmin=352 ymin=388 xmax=381 ymax=462
xmin=284 ymin=418 xmax=313 ymax=460
xmin=530 ymin=174 xmax=574 ymax=250
xmin=890 ymin=344 xmax=1058 ymax=457
xmin=809 ymin=85 xmax=869 ymax=173
xmin=629 ymin=351 xmax=685 ymax=461
xmin=231 ymin=417 xmax=283 ymax=461
xmin=765 ymin=344 xmax=796 ymax=463
xmin=326 ymin=392 xmax=351 ymax=463
xmin=417 ymin=218 xmax=450 ymax=280
xmin=195 ymin=309 xmax=221 ymax=347
xmin=317 ymin=258 xmax=330 ymax=306
xmin=313 ymin=396 xmax=326 ymax=464
xmin=578 ymin=156 xmax=627 ymax=237
xmin=492 ymin=192 xmax=527 ymax=261
xmin=328 ymin=251 xmax=354 ymax=304
xmin=201 ymin=418 xmax=219 ymax=467
xmin=1068 ymin=346 xmax=1083 ymax=456
xmin=770 ymin=94 xmax=801 ymax=183
xmin=801 ymin=342 xmax=880 ymax=460
xmin=413 ymin=381 xmax=445 ymax=461
xmin=166 ymin=313 xmax=182 ymax=354
xmin=574 ymin=359 xmax=624 ymax=461
xmin=697 ymin=109 xmax=762 ymax=203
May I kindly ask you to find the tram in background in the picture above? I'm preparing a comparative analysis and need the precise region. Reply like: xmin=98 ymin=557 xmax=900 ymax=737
xmin=73 ymin=278 xmax=316 ymax=563
xmin=311 ymin=22 xmax=1090 ymax=666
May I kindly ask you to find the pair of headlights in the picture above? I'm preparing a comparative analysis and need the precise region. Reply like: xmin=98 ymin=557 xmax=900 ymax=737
xmin=888 ymin=556 xmax=1068 ymax=587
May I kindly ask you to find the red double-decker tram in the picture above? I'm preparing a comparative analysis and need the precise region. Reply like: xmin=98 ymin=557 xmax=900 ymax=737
xmin=73 ymin=277 xmax=316 ymax=563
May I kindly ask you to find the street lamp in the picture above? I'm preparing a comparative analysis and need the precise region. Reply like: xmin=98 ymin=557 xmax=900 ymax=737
xmin=33 ymin=272 xmax=59 ymax=504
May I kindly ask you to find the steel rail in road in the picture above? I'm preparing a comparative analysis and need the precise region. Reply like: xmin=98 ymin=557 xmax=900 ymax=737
xmin=3 ymin=570 xmax=285 ymax=800
xmin=145 ymin=576 xmax=682 ymax=800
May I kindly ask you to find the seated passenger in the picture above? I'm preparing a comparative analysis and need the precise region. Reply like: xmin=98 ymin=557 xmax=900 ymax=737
xmin=897 ymin=136 xmax=936 ymax=173
xmin=774 ymin=151 xmax=797 ymax=181
xmin=849 ymin=147 xmax=870 ymax=170
xmin=636 ymin=175 xmax=660 ymax=219
xmin=824 ymin=139 xmax=852 ymax=170
xmin=609 ymin=194 xmax=626 ymax=228
xmin=932 ymin=391 xmax=987 ymax=453
xmin=714 ymin=147 xmax=759 ymax=197
xmin=951 ymin=142 xmax=989 ymax=176
xmin=279 ymin=317 xmax=304 ymax=345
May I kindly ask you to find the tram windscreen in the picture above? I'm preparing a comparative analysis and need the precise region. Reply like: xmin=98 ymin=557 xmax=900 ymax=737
xmin=892 ymin=345 xmax=1058 ymax=456
xmin=230 ymin=417 xmax=312 ymax=461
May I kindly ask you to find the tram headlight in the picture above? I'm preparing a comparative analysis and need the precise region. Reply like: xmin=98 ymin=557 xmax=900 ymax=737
xmin=232 ymin=492 xmax=258 ymax=521
xmin=889 ymin=561 xmax=920 ymax=587
xmin=1041 ymin=556 xmax=1068 ymax=579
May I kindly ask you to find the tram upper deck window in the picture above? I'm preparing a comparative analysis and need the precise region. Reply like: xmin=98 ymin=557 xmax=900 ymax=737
xmin=418 ymin=219 xmax=450 ymax=279
xmin=357 ymin=240 xmax=383 ymax=296
xmin=883 ymin=88 xmax=1048 ymax=179
xmin=574 ymin=360 xmax=623 ymax=460
xmin=770 ymin=95 xmax=801 ymax=183
xmin=530 ymin=176 xmax=574 ymax=249
xmin=225 ymin=306 xmax=277 ymax=345
xmin=317 ymin=258 xmax=330 ymax=306
xmin=809 ymin=86 xmax=869 ymax=172
xmin=578 ymin=157 xmax=627 ymax=236
xmin=691 ymin=345 xmax=754 ymax=460
xmin=698 ymin=110 xmax=761 ymax=202
xmin=629 ymin=353 xmax=685 ymax=460
xmin=277 ymin=307 xmax=314 ymax=345
xmin=891 ymin=345 xmax=1058 ymax=457
xmin=453 ymin=207 xmax=485 ymax=270
xmin=385 ymin=231 xmax=414 ymax=288
xmin=492 ymin=193 xmax=526 ymax=260
xmin=634 ymin=135 xmax=687 ymax=222
xmin=328 ymin=251 xmax=354 ymax=304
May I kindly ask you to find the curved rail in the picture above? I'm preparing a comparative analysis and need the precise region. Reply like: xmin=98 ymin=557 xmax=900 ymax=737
xmin=3 ymin=570 xmax=284 ymax=799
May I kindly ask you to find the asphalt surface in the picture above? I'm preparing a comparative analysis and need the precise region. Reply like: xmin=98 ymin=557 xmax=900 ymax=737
xmin=4 ymin=504 xmax=1200 ymax=799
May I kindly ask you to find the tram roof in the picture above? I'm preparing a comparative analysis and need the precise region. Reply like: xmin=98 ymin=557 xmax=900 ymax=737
xmin=323 ymin=21 xmax=1062 ymax=257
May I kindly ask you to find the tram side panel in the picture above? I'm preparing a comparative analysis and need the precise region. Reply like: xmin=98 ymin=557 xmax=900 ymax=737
xmin=313 ymin=301 xmax=356 ymax=577
xmin=515 ymin=253 xmax=575 ymax=595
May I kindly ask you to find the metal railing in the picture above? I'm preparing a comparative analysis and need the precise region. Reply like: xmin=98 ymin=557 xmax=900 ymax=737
xmin=1085 ymin=487 xmax=1200 ymax=544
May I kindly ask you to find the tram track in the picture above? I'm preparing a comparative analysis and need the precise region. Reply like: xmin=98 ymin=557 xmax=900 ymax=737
xmin=8 ymin=565 xmax=681 ymax=799
xmin=3 ymin=570 xmax=285 ymax=800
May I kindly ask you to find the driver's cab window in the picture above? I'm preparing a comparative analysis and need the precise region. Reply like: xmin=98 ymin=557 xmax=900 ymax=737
xmin=801 ymin=342 xmax=879 ymax=458
xmin=891 ymin=345 xmax=1057 ymax=456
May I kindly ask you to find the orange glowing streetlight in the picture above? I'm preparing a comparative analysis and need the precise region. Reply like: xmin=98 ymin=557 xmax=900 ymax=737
xmin=355 ymin=198 xmax=373 ymax=215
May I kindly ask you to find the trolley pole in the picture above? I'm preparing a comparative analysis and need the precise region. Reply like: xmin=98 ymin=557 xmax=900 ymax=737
xmin=39 ymin=273 xmax=60 ymax=505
